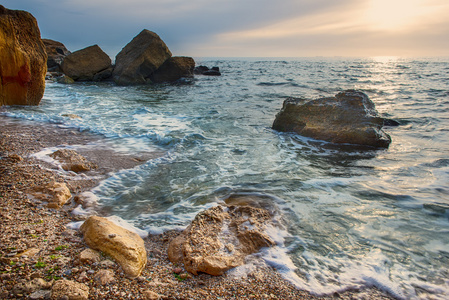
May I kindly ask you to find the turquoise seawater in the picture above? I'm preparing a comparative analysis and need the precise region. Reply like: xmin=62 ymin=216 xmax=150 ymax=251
xmin=3 ymin=57 xmax=449 ymax=299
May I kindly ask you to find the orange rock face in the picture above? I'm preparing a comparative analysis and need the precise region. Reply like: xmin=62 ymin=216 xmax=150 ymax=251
xmin=0 ymin=5 xmax=47 ymax=106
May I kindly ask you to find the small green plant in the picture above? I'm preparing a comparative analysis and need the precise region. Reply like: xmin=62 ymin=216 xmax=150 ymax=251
xmin=9 ymin=261 xmax=17 ymax=266
xmin=30 ymin=234 xmax=39 ymax=238
xmin=54 ymin=245 xmax=68 ymax=251
xmin=173 ymin=273 xmax=186 ymax=281
xmin=35 ymin=260 xmax=46 ymax=268
xmin=49 ymin=255 xmax=61 ymax=260
xmin=46 ymin=275 xmax=61 ymax=281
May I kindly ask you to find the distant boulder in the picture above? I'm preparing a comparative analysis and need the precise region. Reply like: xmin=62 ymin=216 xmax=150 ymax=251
xmin=112 ymin=29 xmax=172 ymax=85
xmin=150 ymin=56 xmax=195 ymax=83
xmin=194 ymin=65 xmax=221 ymax=76
xmin=61 ymin=45 xmax=111 ymax=81
xmin=272 ymin=90 xmax=392 ymax=148
xmin=42 ymin=38 xmax=71 ymax=72
xmin=0 ymin=5 xmax=47 ymax=106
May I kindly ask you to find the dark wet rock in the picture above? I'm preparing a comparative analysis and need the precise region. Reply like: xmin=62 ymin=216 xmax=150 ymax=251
xmin=272 ymin=90 xmax=392 ymax=148
xmin=194 ymin=65 xmax=221 ymax=76
xmin=383 ymin=118 xmax=400 ymax=126
xmin=150 ymin=56 xmax=195 ymax=83
xmin=112 ymin=29 xmax=172 ymax=85
xmin=0 ymin=5 xmax=47 ymax=106
xmin=61 ymin=45 xmax=111 ymax=81
xmin=42 ymin=39 xmax=71 ymax=72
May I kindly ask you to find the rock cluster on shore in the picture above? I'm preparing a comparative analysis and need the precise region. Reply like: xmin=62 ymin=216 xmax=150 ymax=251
xmin=47 ymin=29 xmax=198 ymax=85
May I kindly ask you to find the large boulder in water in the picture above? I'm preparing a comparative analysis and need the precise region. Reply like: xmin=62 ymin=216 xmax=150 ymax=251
xmin=80 ymin=216 xmax=147 ymax=278
xmin=42 ymin=38 xmax=71 ymax=72
xmin=0 ymin=5 xmax=47 ymax=106
xmin=168 ymin=204 xmax=275 ymax=276
xmin=112 ymin=29 xmax=172 ymax=85
xmin=272 ymin=90 xmax=392 ymax=148
xmin=150 ymin=56 xmax=195 ymax=83
xmin=61 ymin=45 xmax=111 ymax=81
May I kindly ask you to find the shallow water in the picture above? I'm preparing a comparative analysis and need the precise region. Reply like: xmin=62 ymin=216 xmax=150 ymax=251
xmin=3 ymin=57 xmax=449 ymax=299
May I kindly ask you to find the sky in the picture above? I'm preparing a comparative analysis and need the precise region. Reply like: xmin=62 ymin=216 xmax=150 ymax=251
xmin=3 ymin=0 xmax=449 ymax=58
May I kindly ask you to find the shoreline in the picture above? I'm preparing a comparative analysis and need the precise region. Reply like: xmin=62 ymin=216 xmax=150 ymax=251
xmin=0 ymin=115 xmax=395 ymax=299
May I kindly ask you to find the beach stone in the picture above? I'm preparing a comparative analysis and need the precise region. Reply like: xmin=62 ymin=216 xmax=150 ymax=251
xmin=42 ymin=39 xmax=71 ymax=72
xmin=33 ymin=181 xmax=71 ymax=209
xmin=272 ymin=90 xmax=392 ymax=148
xmin=112 ymin=29 xmax=172 ymax=85
xmin=93 ymin=269 xmax=116 ymax=285
xmin=150 ymin=56 xmax=195 ymax=83
xmin=0 ymin=5 xmax=47 ymax=106
xmin=79 ymin=248 xmax=101 ymax=264
xmin=61 ymin=45 xmax=111 ymax=81
xmin=12 ymin=278 xmax=51 ymax=295
xmin=29 ymin=289 xmax=51 ymax=300
xmin=143 ymin=290 xmax=161 ymax=300
xmin=51 ymin=279 xmax=89 ymax=300
xmin=49 ymin=149 xmax=97 ymax=173
xmin=80 ymin=216 xmax=147 ymax=278
xmin=168 ymin=204 xmax=275 ymax=276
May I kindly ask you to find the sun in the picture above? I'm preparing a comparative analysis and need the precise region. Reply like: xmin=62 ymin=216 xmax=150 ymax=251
xmin=364 ymin=0 xmax=430 ymax=31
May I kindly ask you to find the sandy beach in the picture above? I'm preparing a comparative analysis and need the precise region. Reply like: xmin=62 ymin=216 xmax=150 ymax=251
xmin=0 ymin=114 xmax=396 ymax=299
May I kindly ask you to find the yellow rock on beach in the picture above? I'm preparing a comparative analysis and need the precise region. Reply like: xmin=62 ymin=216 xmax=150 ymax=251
xmin=0 ymin=5 xmax=47 ymax=106
xmin=80 ymin=216 xmax=147 ymax=278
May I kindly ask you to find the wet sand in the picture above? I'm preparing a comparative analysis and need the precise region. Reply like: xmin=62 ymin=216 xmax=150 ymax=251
xmin=0 ymin=115 xmax=395 ymax=299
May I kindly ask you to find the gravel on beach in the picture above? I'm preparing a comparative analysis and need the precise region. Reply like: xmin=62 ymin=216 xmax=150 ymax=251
xmin=0 ymin=115 xmax=395 ymax=299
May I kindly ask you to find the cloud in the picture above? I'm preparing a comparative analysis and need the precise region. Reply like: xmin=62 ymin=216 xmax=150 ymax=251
xmin=2 ymin=0 xmax=448 ymax=57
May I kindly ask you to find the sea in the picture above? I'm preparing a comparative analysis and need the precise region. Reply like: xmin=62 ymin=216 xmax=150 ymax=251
xmin=2 ymin=57 xmax=449 ymax=299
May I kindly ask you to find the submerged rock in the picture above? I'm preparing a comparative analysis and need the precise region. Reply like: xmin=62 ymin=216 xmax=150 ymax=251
xmin=194 ymin=65 xmax=221 ymax=76
xmin=0 ymin=5 xmax=47 ymax=106
xmin=49 ymin=149 xmax=97 ymax=173
xmin=168 ymin=204 xmax=275 ymax=276
xmin=272 ymin=90 xmax=392 ymax=148
xmin=80 ymin=216 xmax=147 ymax=278
xmin=112 ymin=29 xmax=172 ymax=85
xmin=61 ymin=45 xmax=111 ymax=81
